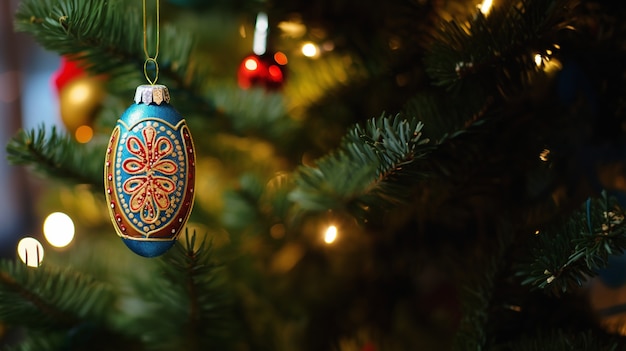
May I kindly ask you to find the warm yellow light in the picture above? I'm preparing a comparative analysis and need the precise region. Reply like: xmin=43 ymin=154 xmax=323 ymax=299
xmin=244 ymin=58 xmax=258 ymax=71
xmin=539 ymin=148 xmax=550 ymax=161
xmin=17 ymin=237 xmax=44 ymax=267
xmin=543 ymin=57 xmax=562 ymax=73
xmin=277 ymin=20 xmax=307 ymax=38
xmin=534 ymin=53 xmax=544 ymax=67
xmin=43 ymin=212 xmax=75 ymax=248
xmin=301 ymin=42 xmax=319 ymax=58
xmin=68 ymin=83 xmax=90 ymax=103
xmin=75 ymin=125 xmax=93 ymax=143
xmin=479 ymin=0 xmax=493 ymax=15
xmin=324 ymin=225 xmax=338 ymax=244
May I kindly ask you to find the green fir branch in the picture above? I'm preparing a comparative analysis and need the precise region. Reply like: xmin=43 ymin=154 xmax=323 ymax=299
xmin=0 ymin=260 xmax=114 ymax=330
xmin=453 ymin=220 xmax=516 ymax=351
xmin=128 ymin=230 xmax=235 ymax=351
xmin=452 ymin=263 xmax=496 ymax=351
xmin=14 ymin=0 xmax=139 ymax=79
xmin=288 ymin=114 xmax=432 ymax=218
xmin=517 ymin=191 xmax=626 ymax=295
xmin=211 ymin=87 xmax=299 ymax=142
xmin=424 ymin=0 xmax=575 ymax=95
xmin=14 ymin=0 xmax=209 ymax=98
xmin=5 ymin=126 xmax=103 ymax=188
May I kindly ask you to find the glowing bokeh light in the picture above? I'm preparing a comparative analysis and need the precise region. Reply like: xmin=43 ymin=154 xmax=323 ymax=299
xmin=75 ymin=125 xmax=93 ymax=143
xmin=268 ymin=65 xmax=283 ymax=80
xmin=43 ymin=212 xmax=75 ymax=248
xmin=479 ymin=0 xmax=493 ymax=15
xmin=301 ymin=42 xmax=319 ymax=58
xmin=274 ymin=52 xmax=288 ymax=65
xmin=539 ymin=148 xmax=550 ymax=162
xmin=253 ymin=12 xmax=268 ymax=55
xmin=244 ymin=58 xmax=259 ymax=71
xmin=17 ymin=237 xmax=44 ymax=267
xmin=324 ymin=225 xmax=338 ymax=244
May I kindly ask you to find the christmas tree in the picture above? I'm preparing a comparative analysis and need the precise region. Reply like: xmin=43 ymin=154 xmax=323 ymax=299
xmin=3 ymin=0 xmax=626 ymax=349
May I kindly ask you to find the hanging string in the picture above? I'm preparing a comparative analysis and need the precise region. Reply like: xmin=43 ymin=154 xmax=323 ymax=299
xmin=143 ymin=0 xmax=160 ymax=85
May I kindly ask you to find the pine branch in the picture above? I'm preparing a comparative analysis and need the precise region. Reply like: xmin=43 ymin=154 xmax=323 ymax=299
xmin=402 ymin=86 xmax=492 ymax=141
xmin=424 ymin=0 xmax=576 ymax=96
xmin=0 ymin=260 xmax=114 ymax=330
xmin=288 ymin=113 xmax=432 ymax=219
xmin=5 ymin=126 xmax=103 ymax=188
xmin=14 ymin=0 xmax=139 ymax=79
xmin=128 ymin=230 xmax=235 ymax=351
xmin=14 ymin=0 xmax=211 ymax=103
xmin=211 ymin=86 xmax=299 ymax=143
xmin=516 ymin=191 xmax=626 ymax=295
xmin=453 ymin=255 xmax=499 ymax=351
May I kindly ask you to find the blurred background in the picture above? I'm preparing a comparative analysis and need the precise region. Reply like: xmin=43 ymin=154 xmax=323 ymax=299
xmin=0 ymin=0 xmax=63 ymax=258
xmin=4 ymin=0 xmax=626 ymax=349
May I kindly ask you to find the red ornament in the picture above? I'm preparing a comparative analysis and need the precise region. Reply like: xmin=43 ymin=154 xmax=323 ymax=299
xmin=237 ymin=52 xmax=288 ymax=90
xmin=52 ymin=56 xmax=87 ymax=94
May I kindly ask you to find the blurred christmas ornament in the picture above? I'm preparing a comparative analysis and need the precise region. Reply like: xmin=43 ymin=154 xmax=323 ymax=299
xmin=58 ymin=76 xmax=105 ymax=136
xmin=53 ymin=56 xmax=105 ymax=140
xmin=104 ymin=84 xmax=196 ymax=257
xmin=53 ymin=56 xmax=84 ymax=93
xmin=238 ymin=52 xmax=288 ymax=90
xmin=237 ymin=12 xmax=288 ymax=90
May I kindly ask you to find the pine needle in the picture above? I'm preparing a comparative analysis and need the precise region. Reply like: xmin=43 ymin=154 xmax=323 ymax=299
xmin=5 ymin=125 xmax=103 ymax=187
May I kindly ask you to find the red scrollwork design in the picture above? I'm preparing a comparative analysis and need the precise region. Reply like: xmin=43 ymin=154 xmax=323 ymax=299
xmin=122 ymin=126 xmax=177 ymax=224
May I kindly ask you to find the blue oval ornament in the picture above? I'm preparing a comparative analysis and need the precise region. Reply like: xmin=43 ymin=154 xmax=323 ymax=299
xmin=104 ymin=84 xmax=195 ymax=257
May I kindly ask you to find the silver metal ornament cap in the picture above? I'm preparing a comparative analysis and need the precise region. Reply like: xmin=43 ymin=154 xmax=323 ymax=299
xmin=134 ymin=84 xmax=170 ymax=105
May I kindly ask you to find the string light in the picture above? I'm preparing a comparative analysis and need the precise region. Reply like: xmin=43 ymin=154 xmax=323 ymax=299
xmin=534 ymin=52 xmax=562 ymax=73
xmin=43 ymin=212 xmax=75 ymax=248
xmin=277 ymin=20 xmax=307 ymax=38
xmin=301 ymin=42 xmax=319 ymax=58
xmin=324 ymin=225 xmax=338 ymax=244
xmin=539 ymin=148 xmax=550 ymax=162
xmin=244 ymin=57 xmax=258 ymax=71
xmin=479 ymin=0 xmax=493 ymax=15
xmin=17 ymin=237 xmax=44 ymax=267
xmin=534 ymin=53 xmax=544 ymax=67
xmin=253 ymin=12 xmax=268 ymax=55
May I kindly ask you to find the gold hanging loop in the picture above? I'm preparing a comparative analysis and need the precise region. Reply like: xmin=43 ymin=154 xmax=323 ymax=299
xmin=142 ymin=0 xmax=160 ymax=85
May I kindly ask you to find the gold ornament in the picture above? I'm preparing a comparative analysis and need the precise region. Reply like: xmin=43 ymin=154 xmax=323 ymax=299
xmin=58 ymin=75 xmax=104 ymax=139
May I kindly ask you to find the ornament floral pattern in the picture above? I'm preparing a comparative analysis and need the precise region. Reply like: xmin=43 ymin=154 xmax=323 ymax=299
xmin=122 ymin=126 xmax=177 ymax=223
